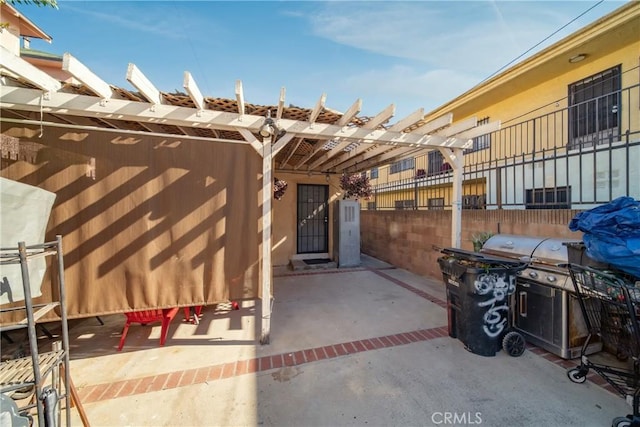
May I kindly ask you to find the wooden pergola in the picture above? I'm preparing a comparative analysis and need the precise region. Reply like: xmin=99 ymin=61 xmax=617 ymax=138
xmin=1 ymin=48 xmax=500 ymax=343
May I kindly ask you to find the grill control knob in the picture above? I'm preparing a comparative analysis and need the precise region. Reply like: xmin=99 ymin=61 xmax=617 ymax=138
xmin=528 ymin=271 xmax=538 ymax=279
xmin=547 ymin=275 xmax=557 ymax=283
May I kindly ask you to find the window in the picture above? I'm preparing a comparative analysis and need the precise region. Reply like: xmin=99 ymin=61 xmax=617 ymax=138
xmin=525 ymin=186 xmax=571 ymax=209
xmin=394 ymin=200 xmax=415 ymax=210
xmin=462 ymin=195 xmax=486 ymax=210
xmin=390 ymin=158 xmax=415 ymax=174
xmin=568 ymin=65 xmax=621 ymax=149
xmin=428 ymin=198 xmax=445 ymax=210
xmin=370 ymin=168 xmax=379 ymax=179
xmin=465 ymin=117 xmax=491 ymax=153
xmin=367 ymin=201 xmax=377 ymax=210
xmin=427 ymin=151 xmax=451 ymax=176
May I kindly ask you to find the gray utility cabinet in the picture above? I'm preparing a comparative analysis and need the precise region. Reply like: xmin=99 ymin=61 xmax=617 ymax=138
xmin=332 ymin=200 xmax=361 ymax=268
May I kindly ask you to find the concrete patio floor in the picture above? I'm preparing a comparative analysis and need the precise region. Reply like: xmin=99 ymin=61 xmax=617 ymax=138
xmin=12 ymin=255 xmax=632 ymax=426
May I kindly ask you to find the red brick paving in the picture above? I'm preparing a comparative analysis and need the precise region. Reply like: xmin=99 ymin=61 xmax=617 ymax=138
xmin=334 ymin=344 xmax=348 ymax=356
xmin=324 ymin=345 xmax=337 ymax=358
xmin=303 ymin=349 xmax=317 ymax=362
xmin=314 ymin=347 xmax=328 ymax=360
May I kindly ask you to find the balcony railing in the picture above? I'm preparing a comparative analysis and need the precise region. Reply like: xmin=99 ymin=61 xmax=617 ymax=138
xmin=368 ymin=83 xmax=640 ymax=211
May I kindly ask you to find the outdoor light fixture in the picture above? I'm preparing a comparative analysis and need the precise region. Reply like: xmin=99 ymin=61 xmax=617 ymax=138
xmin=258 ymin=110 xmax=284 ymax=139
xmin=259 ymin=117 xmax=275 ymax=138
xmin=569 ymin=53 xmax=587 ymax=63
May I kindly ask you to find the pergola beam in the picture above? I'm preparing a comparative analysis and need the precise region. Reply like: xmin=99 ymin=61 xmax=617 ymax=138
xmin=237 ymin=128 xmax=263 ymax=154
xmin=62 ymin=53 xmax=112 ymax=100
xmin=336 ymin=99 xmax=362 ymax=127
xmin=0 ymin=86 xmax=475 ymax=149
xmin=413 ymin=113 xmax=453 ymax=135
xmin=349 ymin=146 xmax=425 ymax=172
xmin=235 ymin=80 xmax=245 ymax=117
xmin=126 ymin=63 xmax=163 ymax=105
xmin=306 ymin=103 xmax=402 ymax=171
xmin=183 ymin=71 xmax=205 ymax=112
xmin=388 ymin=108 xmax=424 ymax=132
xmin=306 ymin=138 xmax=352 ymax=170
xmin=0 ymin=45 xmax=61 ymax=94
xmin=308 ymin=93 xmax=326 ymax=124
xmin=275 ymin=87 xmax=286 ymax=121
xmin=279 ymin=137 xmax=303 ymax=168
xmin=272 ymin=133 xmax=295 ymax=157
xmin=335 ymin=144 xmax=399 ymax=172
xmin=365 ymin=104 xmax=395 ymax=130
xmin=439 ymin=116 xmax=477 ymax=137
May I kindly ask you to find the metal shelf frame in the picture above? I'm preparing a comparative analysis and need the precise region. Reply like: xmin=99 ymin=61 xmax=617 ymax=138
xmin=0 ymin=235 xmax=72 ymax=427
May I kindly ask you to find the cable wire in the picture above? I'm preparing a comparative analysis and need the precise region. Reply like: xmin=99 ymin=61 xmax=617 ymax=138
xmin=479 ymin=0 xmax=606 ymax=85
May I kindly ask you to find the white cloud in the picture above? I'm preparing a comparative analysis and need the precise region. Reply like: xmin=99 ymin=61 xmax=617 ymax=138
xmin=288 ymin=0 xmax=625 ymax=116
xmin=340 ymin=65 xmax=479 ymax=116
xmin=305 ymin=1 xmax=613 ymax=77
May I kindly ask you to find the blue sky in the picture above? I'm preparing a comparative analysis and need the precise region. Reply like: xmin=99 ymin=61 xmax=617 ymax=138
xmin=19 ymin=0 xmax=628 ymax=120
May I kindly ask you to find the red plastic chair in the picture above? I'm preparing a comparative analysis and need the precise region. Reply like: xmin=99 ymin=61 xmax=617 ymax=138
xmin=117 ymin=308 xmax=179 ymax=351
xmin=183 ymin=305 xmax=203 ymax=324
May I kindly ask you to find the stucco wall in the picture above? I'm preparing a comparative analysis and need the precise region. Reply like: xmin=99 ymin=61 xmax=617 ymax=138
xmin=271 ymin=172 xmax=344 ymax=266
xmin=361 ymin=209 xmax=584 ymax=280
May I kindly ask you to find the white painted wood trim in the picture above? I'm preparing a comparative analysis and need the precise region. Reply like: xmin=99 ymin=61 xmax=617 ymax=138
xmin=336 ymin=99 xmax=362 ymax=127
xmin=388 ymin=108 xmax=425 ymax=132
xmin=183 ymin=71 xmax=205 ymax=112
xmin=364 ymin=103 xmax=395 ymax=129
xmin=126 ymin=63 xmax=162 ymax=105
xmin=235 ymin=80 xmax=245 ymax=117
xmin=413 ymin=113 xmax=453 ymax=135
xmin=308 ymin=93 xmax=326 ymax=124
xmin=276 ymin=87 xmax=286 ymax=121
xmin=0 ymin=86 xmax=474 ymax=149
xmin=260 ymin=135 xmax=273 ymax=344
xmin=439 ymin=147 xmax=464 ymax=248
xmin=0 ymin=45 xmax=61 ymax=93
xmin=62 ymin=53 xmax=112 ymax=99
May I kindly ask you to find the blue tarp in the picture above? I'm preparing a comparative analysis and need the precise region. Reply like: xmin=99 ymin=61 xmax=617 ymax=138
xmin=569 ymin=196 xmax=640 ymax=279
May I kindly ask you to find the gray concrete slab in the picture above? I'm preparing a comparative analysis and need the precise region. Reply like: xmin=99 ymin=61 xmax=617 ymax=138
xmin=256 ymin=339 xmax=628 ymax=427
xmin=38 ymin=256 xmax=634 ymax=427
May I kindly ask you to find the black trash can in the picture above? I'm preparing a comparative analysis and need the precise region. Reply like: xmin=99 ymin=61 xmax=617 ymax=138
xmin=438 ymin=248 xmax=528 ymax=357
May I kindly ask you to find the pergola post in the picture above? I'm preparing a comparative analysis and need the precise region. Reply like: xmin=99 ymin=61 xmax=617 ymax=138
xmin=260 ymin=135 xmax=273 ymax=344
xmin=439 ymin=147 xmax=464 ymax=248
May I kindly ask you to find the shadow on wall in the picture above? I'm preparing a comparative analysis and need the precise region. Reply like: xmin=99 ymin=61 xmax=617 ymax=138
xmin=0 ymin=124 xmax=263 ymax=317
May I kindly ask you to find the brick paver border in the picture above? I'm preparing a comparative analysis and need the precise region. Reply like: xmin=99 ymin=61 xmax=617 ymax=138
xmin=78 ymin=325 xmax=450 ymax=403
xmin=78 ymin=264 xmax=619 ymax=403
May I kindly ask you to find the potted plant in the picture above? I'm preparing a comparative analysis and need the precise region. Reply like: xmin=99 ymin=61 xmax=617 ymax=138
xmin=339 ymin=173 xmax=372 ymax=200
xmin=274 ymin=177 xmax=288 ymax=200
xmin=471 ymin=231 xmax=494 ymax=252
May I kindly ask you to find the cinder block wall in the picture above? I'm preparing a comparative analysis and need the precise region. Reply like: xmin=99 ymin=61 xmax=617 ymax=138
xmin=360 ymin=210 xmax=584 ymax=280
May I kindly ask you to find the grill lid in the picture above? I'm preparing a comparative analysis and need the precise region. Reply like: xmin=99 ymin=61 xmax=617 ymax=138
xmin=531 ymin=238 xmax=581 ymax=266
xmin=480 ymin=234 xmax=546 ymax=261
xmin=481 ymin=234 xmax=582 ymax=265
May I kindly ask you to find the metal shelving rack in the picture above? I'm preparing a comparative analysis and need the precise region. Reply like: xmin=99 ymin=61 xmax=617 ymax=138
xmin=0 ymin=235 xmax=72 ymax=427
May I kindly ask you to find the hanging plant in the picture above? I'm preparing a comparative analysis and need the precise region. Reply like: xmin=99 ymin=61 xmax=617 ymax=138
xmin=274 ymin=177 xmax=288 ymax=200
xmin=339 ymin=173 xmax=372 ymax=200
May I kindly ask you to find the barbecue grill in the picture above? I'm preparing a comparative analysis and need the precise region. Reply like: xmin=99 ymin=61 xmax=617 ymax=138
xmin=481 ymin=234 xmax=603 ymax=359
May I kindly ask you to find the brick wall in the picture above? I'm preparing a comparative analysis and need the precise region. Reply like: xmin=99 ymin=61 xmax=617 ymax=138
xmin=360 ymin=209 xmax=584 ymax=280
